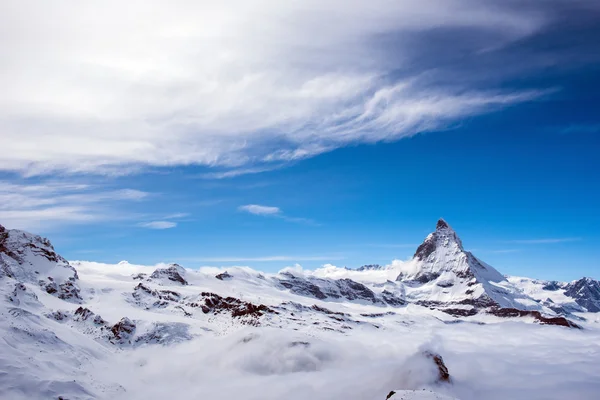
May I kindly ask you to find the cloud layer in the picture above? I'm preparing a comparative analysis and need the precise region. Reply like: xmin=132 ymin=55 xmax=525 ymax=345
xmin=0 ymin=181 xmax=150 ymax=231
xmin=2 ymin=0 xmax=587 ymax=176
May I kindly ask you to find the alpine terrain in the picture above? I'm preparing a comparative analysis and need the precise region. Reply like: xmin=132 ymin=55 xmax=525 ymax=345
xmin=1 ymin=220 xmax=599 ymax=400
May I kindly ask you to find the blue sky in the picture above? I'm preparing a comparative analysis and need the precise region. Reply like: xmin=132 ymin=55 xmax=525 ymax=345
xmin=1 ymin=1 xmax=599 ymax=281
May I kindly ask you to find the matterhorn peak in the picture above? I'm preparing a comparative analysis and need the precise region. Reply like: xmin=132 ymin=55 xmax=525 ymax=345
xmin=414 ymin=219 xmax=463 ymax=261
xmin=436 ymin=218 xmax=451 ymax=231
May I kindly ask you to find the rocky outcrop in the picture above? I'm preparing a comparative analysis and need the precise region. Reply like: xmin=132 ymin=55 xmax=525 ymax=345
xmin=150 ymin=264 xmax=187 ymax=285
xmin=0 ymin=223 xmax=82 ymax=303
xmin=356 ymin=264 xmax=383 ymax=271
xmin=423 ymin=351 xmax=450 ymax=382
xmin=191 ymin=292 xmax=275 ymax=322
xmin=111 ymin=317 xmax=136 ymax=343
xmin=131 ymin=283 xmax=182 ymax=309
xmin=215 ymin=271 xmax=232 ymax=280
xmin=488 ymin=307 xmax=581 ymax=328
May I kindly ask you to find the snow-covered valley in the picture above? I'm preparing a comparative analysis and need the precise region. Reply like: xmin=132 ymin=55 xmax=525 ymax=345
xmin=2 ymin=220 xmax=600 ymax=400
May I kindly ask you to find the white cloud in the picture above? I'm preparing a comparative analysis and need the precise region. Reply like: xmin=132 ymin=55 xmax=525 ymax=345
xmin=238 ymin=204 xmax=317 ymax=225
xmin=139 ymin=221 xmax=177 ymax=230
xmin=238 ymin=204 xmax=281 ymax=216
xmin=0 ymin=181 xmax=150 ymax=231
xmin=0 ymin=0 xmax=555 ymax=176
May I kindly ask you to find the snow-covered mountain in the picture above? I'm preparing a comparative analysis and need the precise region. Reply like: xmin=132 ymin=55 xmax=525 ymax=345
xmin=1 ymin=221 xmax=600 ymax=400
xmin=508 ymin=276 xmax=600 ymax=313
xmin=393 ymin=219 xmax=553 ymax=316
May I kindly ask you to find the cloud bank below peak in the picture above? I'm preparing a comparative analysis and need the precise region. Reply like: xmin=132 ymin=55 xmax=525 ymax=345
xmin=1 ymin=0 xmax=596 ymax=176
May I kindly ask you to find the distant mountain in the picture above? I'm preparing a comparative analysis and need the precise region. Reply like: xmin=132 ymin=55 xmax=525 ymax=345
xmin=356 ymin=264 xmax=384 ymax=271
xmin=394 ymin=219 xmax=548 ymax=316
xmin=508 ymin=276 xmax=600 ymax=313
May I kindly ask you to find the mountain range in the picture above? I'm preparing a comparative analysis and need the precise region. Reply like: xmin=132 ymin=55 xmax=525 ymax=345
xmin=1 ymin=219 xmax=599 ymax=399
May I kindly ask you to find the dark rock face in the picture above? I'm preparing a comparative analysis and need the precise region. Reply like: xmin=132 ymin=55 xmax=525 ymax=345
xmin=150 ymin=265 xmax=187 ymax=285
xmin=278 ymin=272 xmax=328 ymax=299
xmin=488 ymin=308 xmax=581 ymax=329
xmin=74 ymin=307 xmax=107 ymax=325
xmin=441 ymin=308 xmax=478 ymax=317
xmin=132 ymin=283 xmax=182 ymax=308
xmin=356 ymin=264 xmax=382 ymax=271
xmin=381 ymin=290 xmax=406 ymax=306
xmin=423 ymin=351 xmax=451 ymax=383
xmin=335 ymin=279 xmax=378 ymax=302
xmin=542 ymin=281 xmax=563 ymax=291
xmin=193 ymin=292 xmax=275 ymax=322
xmin=415 ymin=272 xmax=441 ymax=284
xmin=215 ymin=271 xmax=232 ymax=280
xmin=277 ymin=272 xmax=402 ymax=305
xmin=132 ymin=273 xmax=147 ymax=280
xmin=564 ymin=278 xmax=600 ymax=312
xmin=436 ymin=218 xmax=449 ymax=230
xmin=111 ymin=317 xmax=136 ymax=343
xmin=414 ymin=236 xmax=437 ymax=261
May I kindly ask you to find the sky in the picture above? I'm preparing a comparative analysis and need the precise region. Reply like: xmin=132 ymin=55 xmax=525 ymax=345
xmin=0 ymin=1 xmax=599 ymax=281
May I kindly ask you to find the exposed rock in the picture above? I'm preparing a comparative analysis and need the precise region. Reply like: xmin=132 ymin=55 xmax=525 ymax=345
xmin=423 ymin=351 xmax=451 ymax=382
xmin=215 ymin=271 xmax=232 ymax=280
xmin=132 ymin=273 xmax=147 ymax=280
xmin=488 ymin=307 xmax=581 ymax=328
xmin=131 ymin=283 xmax=182 ymax=309
xmin=381 ymin=290 xmax=406 ymax=306
xmin=150 ymin=264 xmax=187 ymax=285
xmin=356 ymin=264 xmax=383 ymax=271
xmin=195 ymin=292 xmax=275 ymax=322
xmin=7 ymin=282 xmax=41 ymax=307
xmin=40 ymin=278 xmax=82 ymax=303
xmin=277 ymin=272 xmax=400 ymax=305
xmin=385 ymin=390 xmax=459 ymax=399
xmin=278 ymin=272 xmax=327 ymax=299
xmin=440 ymin=308 xmax=478 ymax=317
xmin=542 ymin=281 xmax=563 ymax=291
xmin=111 ymin=317 xmax=136 ymax=343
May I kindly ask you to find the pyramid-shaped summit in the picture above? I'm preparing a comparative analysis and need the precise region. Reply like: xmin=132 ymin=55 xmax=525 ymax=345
xmin=397 ymin=219 xmax=545 ymax=314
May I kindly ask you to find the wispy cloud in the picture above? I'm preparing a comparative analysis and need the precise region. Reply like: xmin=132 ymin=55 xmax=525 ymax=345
xmin=0 ymin=1 xmax=569 ymax=176
xmin=488 ymin=249 xmax=521 ymax=254
xmin=0 ymin=180 xmax=149 ymax=232
xmin=162 ymin=213 xmax=190 ymax=220
xmin=238 ymin=204 xmax=281 ymax=216
xmin=506 ymin=238 xmax=582 ymax=244
xmin=139 ymin=221 xmax=177 ymax=230
xmin=238 ymin=204 xmax=318 ymax=225
xmin=138 ymin=212 xmax=190 ymax=230
xmin=198 ymin=165 xmax=285 ymax=179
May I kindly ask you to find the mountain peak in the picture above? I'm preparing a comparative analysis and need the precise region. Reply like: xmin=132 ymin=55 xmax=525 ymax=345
xmin=436 ymin=218 xmax=450 ymax=231
xmin=414 ymin=219 xmax=462 ymax=261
